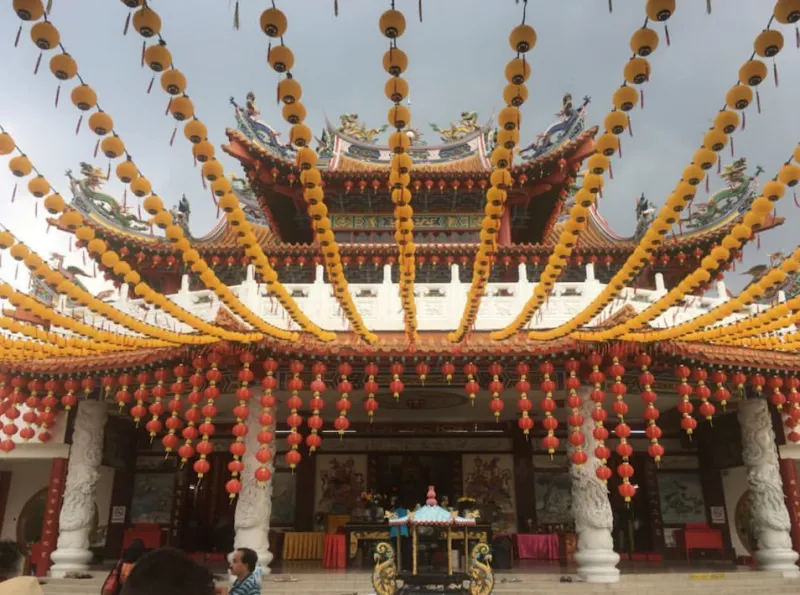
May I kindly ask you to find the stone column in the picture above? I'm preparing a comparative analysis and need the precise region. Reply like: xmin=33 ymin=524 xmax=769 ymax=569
xmin=233 ymin=405 xmax=275 ymax=571
xmin=50 ymin=400 xmax=108 ymax=577
xmin=569 ymin=388 xmax=620 ymax=583
xmin=738 ymin=398 xmax=799 ymax=577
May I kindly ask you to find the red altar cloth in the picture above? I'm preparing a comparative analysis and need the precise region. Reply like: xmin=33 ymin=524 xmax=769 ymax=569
xmin=516 ymin=533 xmax=559 ymax=560
xmin=323 ymin=534 xmax=346 ymax=569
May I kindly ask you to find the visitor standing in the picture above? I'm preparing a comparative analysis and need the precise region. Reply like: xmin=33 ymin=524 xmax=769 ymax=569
xmin=224 ymin=548 xmax=261 ymax=595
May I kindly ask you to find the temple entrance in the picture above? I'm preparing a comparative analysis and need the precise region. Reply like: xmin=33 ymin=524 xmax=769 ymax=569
xmin=371 ymin=454 xmax=460 ymax=510
xmin=180 ymin=453 xmax=235 ymax=556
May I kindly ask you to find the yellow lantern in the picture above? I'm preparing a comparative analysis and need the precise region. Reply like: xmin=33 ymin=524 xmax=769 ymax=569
xmin=503 ymin=83 xmax=528 ymax=107
xmin=30 ymin=21 xmax=59 ymax=50
xmin=130 ymin=176 xmax=152 ymax=198
xmin=623 ymin=57 xmax=650 ymax=85
xmin=743 ymin=211 xmax=762 ymax=229
xmin=583 ymin=174 xmax=603 ymax=194
xmin=490 ymin=148 xmax=512 ymax=169
xmin=595 ymin=132 xmax=619 ymax=156
xmin=142 ymin=194 xmax=164 ymax=215
xmin=587 ymin=153 xmax=610 ymax=175
xmin=0 ymin=133 xmax=14 ymax=156
xmin=754 ymin=29 xmax=784 ymax=58
xmin=300 ymin=169 xmax=322 ymax=188
xmin=498 ymin=106 xmax=521 ymax=131
xmin=646 ymin=0 xmax=675 ymax=21
xmin=389 ymin=105 xmax=411 ymax=129
xmin=268 ymin=44 xmax=294 ymax=73
xmin=165 ymin=225 xmax=183 ymax=243
xmin=630 ymin=27 xmax=659 ymax=56
xmin=604 ymin=111 xmax=628 ymax=135
xmin=101 ymin=251 xmax=119 ymax=268
xmin=282 ymin=102 xmax=307 ymax=125
xmin=382 ymin=48 xmax=408 ymax=75
xmin=115 ymin=159 xmax=138 ymax=184
xmin=161 ymin=69 xmax=187 ymax=96
xmin=778 ymin=163 xmax=800 ymax=187
xmin=774 ymin=0 xmax=800 ymax=24
xmin=392 ymin=188 xmax=411 ymax=205
xmin=260 ymin=8 xmax=288 ymax=37
xmin=49 ymin=52 xmax=77 ymax=80
xmin=9 ymin=244 xmax=29 ymax=262
xmin=385 ymin=77 xmax=409 ymax=103
xmin=388 ymin=130 xmax=410 ymax=154
xmin=13 ymin=0 xmax=44 ymax=20
xmin=180 ymin=120 xmax=206 ymax=145
xmin=192 ymin=140 xmax=214 ymax=163
xmin=144 ymin=43 xmax=171 ymax=72
xmin=693 ymin=147 xmax=716 ymax=170
xmin=100 ymin=136 xmax=125 ymax=159
xmin=713 ymin=110 xmax=739 ymax=134
xmin=682 ymin=164 xmax=705 ymax=186
xmin=574 ymin=189 xmax=595 ymax=208
xmin=43 ymin=193 xmax=65 ymax=214
xmin=725 ymin=85 xmax=752 ymax=110
xmin=504 ymin=58 xmax=531 ymax=85
xmin=703 ymin=129 xmax=727 ymax=152
xmin=75 ymin=226 xmax=95 ymax=243
xmin=763 ymin=180 xmax=785 ymax=202
xmin=612 ymin=86 xmax=638 ymax=112
xmin=751 ymin=196 xmax=773 ymax=215
xmin=496 ymin=128 xmax=519 ymax=150
xmin=290 ymin=124 xmax=312 ymax=147
xmin=71 ymin=84 xmax=97 ymax=111
xmin=9 ymin=155 xmax=32 ymax=177
xmin=379 ymin=9 xmax=406 ymax=38
xmin=169 ymin=96 xmax=194 ymax=121
xmin=296 ymin=147 xmax=318 ymax=170
xmin=739 ymin=60 xmax=768 ymax=86
xmin=490 ymin=169 xmax=512 ymax=189
xmin=277 ymin=77 xmax=302 ymax=104
xmin=27 ymin=175 xmax=49 ymax=198
xmin=305 ymin=187 xmax=324 ymax=204
xmin=201 ymin=160 xmax=223 ymax=182
xmin=88 ymin=111 xmax=114 ymax=136
xmin=509 ymin=24 xmax=536 ymax=53
xmin=59 ymin=210 xmax=82 ymax=231
xmin=0 ymin=232 xmax=14 ymax=250
xmin=132 ymin=7 xmax=162 ymax=38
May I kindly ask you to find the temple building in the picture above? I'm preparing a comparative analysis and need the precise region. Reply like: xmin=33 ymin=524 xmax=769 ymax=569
xmin=2 ymin=1 xmax=800 ymax=592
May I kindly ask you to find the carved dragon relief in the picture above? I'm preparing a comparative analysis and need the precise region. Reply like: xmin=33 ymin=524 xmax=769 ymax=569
xmin=468 ymin=542 xmax=495 ymax=595
xmin=429 ymin=111 xmax=480 ymax=142
xmin=67 ymin=165 xmax=150 ymax=233
xmin=338 ymin=113 xmax=388 ymax=143
xmin=372 ymin=542 xmax=398 ymax=595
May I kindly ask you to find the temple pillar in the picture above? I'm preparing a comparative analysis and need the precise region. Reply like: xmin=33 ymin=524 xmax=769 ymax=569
xmin=233 ymin=405 xmax=275 ymax=571
xmin=738 ymin=398 xmax=799 ymax=577
xmin=50 ymin=400 xmax=108 ymax=577
xmin=569 ymin=388 xmax=619 ymax=583
xmin=778 ymin=458 xmax=800 ymax=562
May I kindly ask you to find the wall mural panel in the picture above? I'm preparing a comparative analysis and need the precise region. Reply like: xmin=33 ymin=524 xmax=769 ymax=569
xmin=534 ymin=472 xmax=573 ymax=526
xmin=462 ymin=454 xmax=517 ymax=533
xmin=657 ymin=472 xmax=706 ymax=525
xmin=270 ymin=471 xmax=297 ymax=526
xmin=314 ymin=454 xmax=367 ymax=516
xmin=130 ymin=473 xmax=175 ymax=525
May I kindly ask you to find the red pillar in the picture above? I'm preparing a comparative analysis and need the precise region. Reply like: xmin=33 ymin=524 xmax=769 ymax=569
xmin=37 ymin=458 xmax=68 ymax=577
xmin=779 ymin=458 xmax=800 ymax=562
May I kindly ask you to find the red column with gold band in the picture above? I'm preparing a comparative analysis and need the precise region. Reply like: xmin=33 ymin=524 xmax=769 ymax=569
xmin=778 ymin=458 xmax=800 ymax=561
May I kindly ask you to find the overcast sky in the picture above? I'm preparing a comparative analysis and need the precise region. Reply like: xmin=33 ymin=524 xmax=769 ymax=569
xmin=0 ymin=0 xmax=797 ymax=294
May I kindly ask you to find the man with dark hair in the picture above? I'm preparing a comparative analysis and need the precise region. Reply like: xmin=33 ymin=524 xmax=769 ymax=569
xmin=227 ymin=548 xmax=260 ymax=595
xmin=120 ymin=548 xmax=216 ymax=595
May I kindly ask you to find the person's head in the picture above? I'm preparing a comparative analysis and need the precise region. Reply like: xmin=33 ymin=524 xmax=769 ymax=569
xmin=120 ymin=548 xmax=215 ymax=595
xmin=230 ymin=548 xmax=257 ymax=579
xmin=122 ymin=539 xmax=146 ymax=564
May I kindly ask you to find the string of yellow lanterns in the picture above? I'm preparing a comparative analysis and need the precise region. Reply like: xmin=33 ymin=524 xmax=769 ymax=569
xmin=0 ymin=315 xmax=120 ymax=354
xmin=580 ymin=163 xmax=791 ymax=342
xmin=490 ymin=7 xmax=669 ymax=341
xmin=449 ymin=1 xmax=534 ymax=343
xmin=644 ymin=245 xmax=800 ymax=344
xmin=499 ymin=6 xmax=784 ymax=343
xmin=257 ymin=4 xmax=375 ymax=343
xmin=8 ymin=5 xmax=300 ymax=345
xmin=121 ymin=1 xmax=344 ymax=343
xmin=0 ymin=128 xmax=251 ymax=344
xmin=381 ymin=3 xmax=418 ymax=342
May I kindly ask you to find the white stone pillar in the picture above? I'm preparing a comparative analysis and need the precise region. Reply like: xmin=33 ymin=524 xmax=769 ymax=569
xmin=50 ymin=400 xmax=108 ymax=577
xmin=569 ymin=388 xmax=620 ymax=583
xmin=233 ymin=404 xmax=275 ymax=571
xmin=738 ymin=398 xmax=800 ymax=577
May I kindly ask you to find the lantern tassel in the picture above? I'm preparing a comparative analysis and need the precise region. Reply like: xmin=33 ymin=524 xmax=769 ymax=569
xmin=138 ymin=204 xmax=142 ymax=219
xmin=141 ymin=41 xmax=146 ymax=68
xmin=15 ymin=263 xmax=19 ymax=280
xmin=11 ymin=183 xmax=17 ymax=203
xmin=334 ymin=0 xmax=338 ymax=15
xmin=54 ymin=84 xmax=61 ymax=107
xmin=756 ymin=88 xmax=761 ymax=114
xmin=773 ymin=60 xmax=779 ymax=87
xmin=147 ymin=75 xmax=154 ymax=94
xmin=793 ymin=189 xmax=799 ymax=209
xmin=123 ymin=11 xmax=131 ymax=35
xmin=796 ymin=25 xmax=799 ymax=48
xmin=665 ymin=24 xmax=670 ymax=47
xmin=34 ymin=201 xmax=38 ymax=218
xmin=93 ymin=139 xmax=100 ymax=158
xmin=608 ymin=162 xmax=613 ymax=180
xmin=757 ymin=234 xmax=761 ymax=250
xmin=419 ymin=0 xmax=422 ymax=22
xmin=618 ymin=139 xmax=622 ymax=158
xmin=233 ymin=0 xmax=240 ymax=29
xmin=717 ymin=156 xmax=721 ymax=174
xmin=707 ymin=0 xmax=711 ymax=14
xmin=628 ymin=115 xmax=633 ymax=137
xmin=640 ymin=87 xmax=644 ymax=109
xmin=165 ymin=98 xmax=172 ymax=116
xmin=741 ymin=111 xmax=746 ymax=131
xmin=608 ymin=0 xmax=612 ymax=12
xmin=14 ymin=25 xmax=21 ymax=48
xmin=75 ymin=115 xmax=83 ymax=135
xmin=730 ymin=135 xmax=734 ymax=158
xmin=705 ymin=176 xmax=710 ymax=194
xmin=169 ymin=127 xmax=177 ymax=146
xmin=123 ymin=187 xmax=127 ymax=208
xmin=33 ymin=52 xmax=42 ymax=75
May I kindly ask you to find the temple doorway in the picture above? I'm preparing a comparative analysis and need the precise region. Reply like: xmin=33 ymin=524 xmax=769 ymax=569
xmin=371 ymin=454 xmax=460 ymax=510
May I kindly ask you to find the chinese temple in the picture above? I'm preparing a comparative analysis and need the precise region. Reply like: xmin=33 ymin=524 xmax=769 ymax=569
xmin=1 ymin=0 xmax=800 ymax=592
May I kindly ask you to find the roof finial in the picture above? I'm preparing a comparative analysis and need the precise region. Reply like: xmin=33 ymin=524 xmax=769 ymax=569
xmin=425 ymin=485 xmax=437 ymax=506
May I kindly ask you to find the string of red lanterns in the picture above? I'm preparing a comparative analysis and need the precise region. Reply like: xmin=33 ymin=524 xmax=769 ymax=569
xmin=307 ymin=361 xmax=326 ymax=452
xmin=464 ymin=361 xmax=479 ymax=406
xmin=675 ymin=365 xmax=697 ymax=436
xmin=515 ymin=362 xmax=534 ymax=437
xmin=636 ymin=354 xmax=664 ymax=465
xmin=256 ymin=358 xmax=278 ymax=485
xmin=587 ymin=353 xmax=611 ymax=483
xmin=364 ymin=362 xmax=380 ymax=421
xmin=335 ymin=362 xmax=353 ymax=436
xmin=285 ymin=360 xmax=304 ymax=470
xmin=711 ymin=369 xmax=730 ymax=412
xmin=147 ymin=367 xmax=168 ymax=441
xmin=195 ymin=352 xmax=223 ymax=481
xmin=785 ymin=376 xmax=800 ymax=444
xmin=389 ymin=361 xmax=404 ymax=401
xmin=162 ymin=364 xmax=186 ymax=456
xmin=488 ymin=362 xmax=504 ymax=421
xmin=178 ymin=357 xmax=205 ymax=468
xmin=130 ymin=371 xmax=149 ymax=427
xmin=539 ymin=361 xmax=558 ymax=456
xmin=564 ymin=358 xmax=586 ymax=466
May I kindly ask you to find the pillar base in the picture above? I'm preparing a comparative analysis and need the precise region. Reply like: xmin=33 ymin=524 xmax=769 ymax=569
xmin=49 ymin=549 xmax=93 ymax=578
xmin=574 ymin=549 xmax=620 ymax=583
xmin=756 ymin=548 xmax=800 ymax=578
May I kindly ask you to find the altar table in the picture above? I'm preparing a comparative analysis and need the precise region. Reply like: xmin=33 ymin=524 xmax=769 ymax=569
xmin=282 ymin=531 xmax=324 ymax=560
xmin=515 ymin=533 xmax=560 ymax=560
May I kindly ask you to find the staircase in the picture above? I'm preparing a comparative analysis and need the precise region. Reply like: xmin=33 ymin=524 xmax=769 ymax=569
xmin=37 ymin=570 xmax=799 ymax=595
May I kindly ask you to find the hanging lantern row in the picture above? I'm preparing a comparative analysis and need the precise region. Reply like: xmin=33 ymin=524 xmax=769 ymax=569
xmin=783 ymin=376 xmax=800 ymax=443
xmin=587 ymin=353 xmax=611 ymax=483
xmin=637 ymin=354 xmax=664 ymax=464
xmin=450 ymin=9 xmax=535 ymax=343
xmin=257 ymin=358 xmax=278 ymax=485
xmin=564 ymin=359 xmax=586 ymax=466
xmin=379 ymin=5 xmax=419 ymax=342
xmin=225 ymin=351 xmax=256 ymax=499
xmin=253 ymin=5 xmax=374 ymax=343
xmin=525 ymin=4 xmax=792 ymax=344
xmin=0 ymin=373 xmax=64 ymax=452
xmin=285 ymin=359 xmax=304 ymax=469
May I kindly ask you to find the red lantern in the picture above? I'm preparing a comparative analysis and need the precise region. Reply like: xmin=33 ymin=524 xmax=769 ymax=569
xmin=416 ymin=362 xmax=430 ymax=384
xmin=285 ymin=449 xmax=302 ymax=470
xmin=676 ymin=364 xmax=695 ymax=435
xmin=441 ymin=361 xmax=455 ymax=384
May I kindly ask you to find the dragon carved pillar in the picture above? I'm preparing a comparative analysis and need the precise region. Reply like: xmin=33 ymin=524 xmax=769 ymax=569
xmin=568 ymin=387 xmax=620 ymax=583
xmin=233 ymin=399 xmax=275 ymax=570
xmin=738 ymin=398 xmax=799 ymax=577
xmin=50 ymin=400 xmax=108 ymax=577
